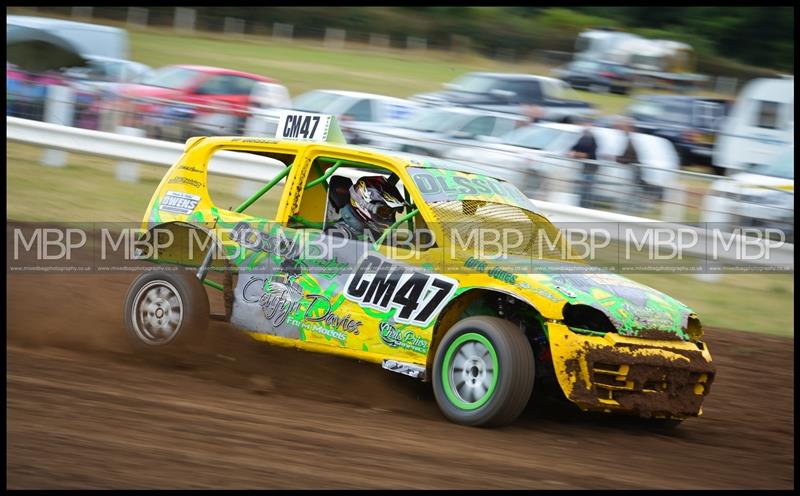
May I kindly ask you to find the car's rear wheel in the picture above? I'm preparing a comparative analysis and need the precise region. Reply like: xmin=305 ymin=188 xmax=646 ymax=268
xmin=123 ymin=269 xmax=209 ymax=350
xmin=432 ymin=316 xmax=534 ymax=427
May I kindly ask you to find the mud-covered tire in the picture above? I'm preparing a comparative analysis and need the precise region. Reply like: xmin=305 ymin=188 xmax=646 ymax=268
xmin=123 ymin=269 xmax=209 ymax=350
xmin=432 ymin=316 xmax=535 ymax=427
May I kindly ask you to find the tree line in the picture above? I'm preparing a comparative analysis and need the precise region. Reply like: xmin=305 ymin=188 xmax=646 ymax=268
xmin=41 ymin=6 xmax=795 ymax=74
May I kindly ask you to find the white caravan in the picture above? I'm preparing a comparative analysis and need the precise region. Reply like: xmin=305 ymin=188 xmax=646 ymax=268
xmin=713 ymin=76 xmax=794 ymax=173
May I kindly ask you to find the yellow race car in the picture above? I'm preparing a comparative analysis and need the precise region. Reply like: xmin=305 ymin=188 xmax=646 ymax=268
xmin=123 ymin=113 xmax=714 ymax=427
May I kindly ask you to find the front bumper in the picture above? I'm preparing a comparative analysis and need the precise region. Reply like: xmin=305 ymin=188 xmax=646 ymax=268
xmin=547 ymin=322 xmax=715 ymax=419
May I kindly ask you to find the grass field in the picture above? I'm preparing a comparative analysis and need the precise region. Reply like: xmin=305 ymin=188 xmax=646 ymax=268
xmin=5 ymin=142 xmax=280 ymax=222
xmin=7 ymin=142 xmax=793 ymax=337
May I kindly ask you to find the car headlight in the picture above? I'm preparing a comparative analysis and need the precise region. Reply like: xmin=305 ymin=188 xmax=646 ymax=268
xmin=686 ymin=314 xmax=703 ymax=340
xmin=562 ymin=304 xmax=616 ymax=335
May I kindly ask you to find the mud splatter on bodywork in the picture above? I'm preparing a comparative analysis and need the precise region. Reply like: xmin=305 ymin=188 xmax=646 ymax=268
xmin=549 ymin=322 xmax=715 ymax=419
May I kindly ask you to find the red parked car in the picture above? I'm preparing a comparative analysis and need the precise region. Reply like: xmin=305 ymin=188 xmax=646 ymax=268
xmin=107 ymin=64 xmax=275 ymax=137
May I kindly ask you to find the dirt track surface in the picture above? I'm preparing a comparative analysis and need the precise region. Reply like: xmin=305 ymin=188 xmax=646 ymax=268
xmin=7 ymin=269 xmax=794 ymax=489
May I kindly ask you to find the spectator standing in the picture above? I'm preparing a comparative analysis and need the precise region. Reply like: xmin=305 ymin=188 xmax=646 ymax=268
xmin=569 ymin=118 xmax=599 ymax=208
xmin=615 ymin=117 xmax=647 ymax=213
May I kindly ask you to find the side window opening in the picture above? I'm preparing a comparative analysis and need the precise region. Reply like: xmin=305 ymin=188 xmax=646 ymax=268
xmin=195 ymin=75 xmax=229 ymax=95
xmin=292 ymin=157 xmax=426 ymax=249
xmin=206 ymin=149 xmax=296 ymax=220
xmin=491 ymin=117 xmax=520 ymax=137
xmin=346 ymin=99 xmax=373 ymax=122
xmin=461 ymin=116 xmax=495 ymax=137
xmin=754 ymin=100 xmax=780 ymax=130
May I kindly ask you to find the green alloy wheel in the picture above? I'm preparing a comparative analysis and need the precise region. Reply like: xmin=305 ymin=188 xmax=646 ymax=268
xmin=433 ymin=316 xmax=535 ymax=427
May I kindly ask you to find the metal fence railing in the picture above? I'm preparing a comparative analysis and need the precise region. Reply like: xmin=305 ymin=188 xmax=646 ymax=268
xmin=8 ymin=116 xmax=794 ymax=272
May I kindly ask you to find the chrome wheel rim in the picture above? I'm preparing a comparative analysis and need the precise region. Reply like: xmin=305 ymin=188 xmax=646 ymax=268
xmin=443 ymin=333 xmax=498 ymax=410
xmin=131 ymin=280 xmax=183 ymax=345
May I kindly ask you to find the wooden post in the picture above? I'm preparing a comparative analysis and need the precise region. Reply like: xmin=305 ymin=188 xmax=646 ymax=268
xmin=127 ymin=7 xmax=149 ymax=28
xmin=407 ymin=36 xmax=427 ymax=52
xmin=40 ymin=86 xmax=75 ymax=168
xmin=71 ymin=7 xmax=92 ymax=19
xmin=224 ymin=17 xmax=245 ymax=38
xmin=272 ymin=23 xmax=293 ymax=40
xmin=324 ymin=28 xmax=346 ymax=50
xmin=174 ymin=7 xmax=196 ymax=32
xmin=369 ymin=33 xmax=390 ymax=51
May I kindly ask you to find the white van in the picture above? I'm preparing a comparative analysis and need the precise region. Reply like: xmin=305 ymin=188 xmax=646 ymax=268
xmin=713 ymin=77 xmax=794 ymax=174
xmin=7 ymin=15 xmax=129 ymax=60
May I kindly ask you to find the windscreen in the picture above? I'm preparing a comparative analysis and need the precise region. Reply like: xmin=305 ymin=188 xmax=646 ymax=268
xmin=408 ymin=167 xmax=567 ymax=258
xmin=500 ymin=125 xmax=566 ymax=150
xmin=141 ymin=66 xmax=200 ymax=90
xmin=292 ymin=91 xmax=343 ymax=113
xmin=396 ymin=109 xmax=464 ymax=132
xmin=409 ymin=167 xmax=533 ymax=209
xmin=449 ymin=74 xmax=498 ymax=93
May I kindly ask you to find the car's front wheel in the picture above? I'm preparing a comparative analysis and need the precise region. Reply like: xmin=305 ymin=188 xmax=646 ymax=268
xmin=432 ymin=316 xmax=535 ymax=427
xmin=123 ymin=269 xmax=209 ymax=350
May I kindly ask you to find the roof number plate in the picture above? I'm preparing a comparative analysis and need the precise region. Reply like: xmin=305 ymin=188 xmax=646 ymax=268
xmin=276 ymin=111 xmax=332 ymax=142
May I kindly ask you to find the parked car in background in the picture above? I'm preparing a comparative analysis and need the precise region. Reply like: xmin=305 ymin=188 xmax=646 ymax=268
xmin=63 ymin=55 xmax=151 ymax=87
xmin=572 ymin=28 xmax=707 ymax=93
xmin=6 ymin=63 xmax=69 ymax=122
xmin=245 ymin=89 xmax=421 ymax=139
xmin=553 ymin=60 xmax=634 ymax=95
xmin=293 ymin=89 xmax=420 ymax=122
xmin=242 ymin=82 xmax=293 ymax=135
xmin=444 ymin=122 xmax=680 ymax=208
xmin=7 ymin=15 xmax=129 ymax=60
xmin=702 ymin=146 xmax=794 ymax=242
xmin=62 ymin=55 xmax=152 ymax=130
xmin=618 ymin=95 xmax=733 ymax=168
xmin=105 ymin=64 xmax=276 ymax=138
xmin=357 ymin=106 xmax=529 ymax=157
xmin=714 ymin=76 xmax=794 ymax=175
xmin=410 ymin=72 xmax=596 ymax=123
